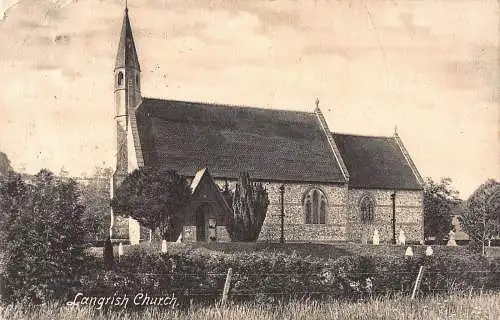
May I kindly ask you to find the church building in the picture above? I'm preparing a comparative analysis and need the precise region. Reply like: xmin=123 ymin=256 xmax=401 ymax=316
xmin=111 ymin=8 xmax=425 ymax=244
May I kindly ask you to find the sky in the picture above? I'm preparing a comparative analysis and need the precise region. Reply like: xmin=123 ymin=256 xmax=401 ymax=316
xmin=0 ymin=0 xmax=498 ymax=198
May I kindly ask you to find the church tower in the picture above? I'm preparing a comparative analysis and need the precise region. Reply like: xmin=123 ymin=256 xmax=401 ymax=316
xmin=113 ymin=6 xmax=141 ymax=188
xmin=111 ymin=6 xmax=143 ymax=243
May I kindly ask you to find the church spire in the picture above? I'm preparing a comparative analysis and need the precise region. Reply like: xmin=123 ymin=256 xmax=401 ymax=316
xmin=115 ymin=6 xmax=140 ymax=71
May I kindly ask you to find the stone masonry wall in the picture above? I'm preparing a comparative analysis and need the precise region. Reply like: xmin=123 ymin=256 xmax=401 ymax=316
xmin=258 ymin=182 xmax=349 ymax=241
xmin=347 ymin=189 xmax=424 ymax=243
xmin=214 ymin=179 xmax=349 ymax=242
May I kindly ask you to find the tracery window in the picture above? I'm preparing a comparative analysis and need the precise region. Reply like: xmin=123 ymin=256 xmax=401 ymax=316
xmin=360 ymin=195 xmax=375 ymax=223
xmin=304 ymin=188 xmax=327 ymax=224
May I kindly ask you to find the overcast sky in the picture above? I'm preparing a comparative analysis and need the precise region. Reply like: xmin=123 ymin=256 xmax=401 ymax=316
xmin=0 ymin=0 xmax=498 ymax=198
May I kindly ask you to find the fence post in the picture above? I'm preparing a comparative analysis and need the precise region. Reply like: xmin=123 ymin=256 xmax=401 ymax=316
xmin=0 ymin=274 xmax=4 ymax=301
xmin=411 ymin=266 xmax=424 ymax=300
xmin=221 ymin=268 xmax=233 ymax=305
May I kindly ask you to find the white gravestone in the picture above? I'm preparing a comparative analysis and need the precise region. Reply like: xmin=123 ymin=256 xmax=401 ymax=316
xmin=118 ymin=242 xmax=124 ymax=258
xmin=361 ymin=233 xmax=368 ymax=245
xmin=447 ymin=230 xmax=457 ymax=246
xmin=405 ymin=246 xmax=413 ymax=257
xmin=176 ymin=232 xmax=183 ymax=243
xmin=372 ymin=229 xmax=380 ymax=245
xmin=425 ymin=246 xmax=434 ymax=256
xmin=398 ymin=230 xmax=406 ymax=246
xmin=161 ymin=239 xmax=167 ymax=253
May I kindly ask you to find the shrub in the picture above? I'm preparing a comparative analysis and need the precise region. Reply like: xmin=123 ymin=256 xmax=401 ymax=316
xmin=228 ymin=172 xmax=269 ymax=242
xmin=0 ymin=170 xmax=87 ymax=304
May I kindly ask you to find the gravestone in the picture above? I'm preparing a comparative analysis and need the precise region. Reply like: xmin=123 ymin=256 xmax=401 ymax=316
xmin=447 ymin=230 xmax=457 ymax=246
xmin=361 ymin=233 xmax=368 ymax=245
xmin=425 ymin=245 xmax=434 ymax=256
xmin=118 ymin=242 xmax=124 ymax=256
xmin=398 ymin=229 xmax=406 ymax=246
xmin=372 ymin=229 xmax=380 ymax=245
xmin=405 ymin=246 xmax=413 ymax=257
xmin=161 ymin=239 xmax=167 ymax=253
xmin=176 ymin=232 xmax=183 ymax=243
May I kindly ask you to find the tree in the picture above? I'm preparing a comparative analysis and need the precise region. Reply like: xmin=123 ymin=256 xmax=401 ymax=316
xmin=110 ymin=167 xmax=191 ymax=241
xmin=423 ymin=177 xmax=460 ymax=244
xmin=228 ymin=172 xmax=269 ymax=242
xmin=459 ymin=179 xmax=500 ymax=255
xmin=78 ymin=166 xmax=113 ymax=242
xmin=0 ymin=169 xmax=86 ymax=304
xmin=0 ymin=151 xmax=12 ymax=176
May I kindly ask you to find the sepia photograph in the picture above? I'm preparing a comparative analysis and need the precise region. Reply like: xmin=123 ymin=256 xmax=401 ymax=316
xmin=0 ymin=0 xmax=499 ymax=319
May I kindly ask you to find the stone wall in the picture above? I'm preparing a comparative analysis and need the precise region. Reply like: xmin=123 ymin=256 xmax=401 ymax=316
xmin=214 ymin=179 xmax=350 ymax=242
xmin=255 ymin=182 xmax=348 ymax=241
xmin=347 ymin=189 xmax=424 ymax=243
xmin=120 ymin=177 xmax=423 ymax=244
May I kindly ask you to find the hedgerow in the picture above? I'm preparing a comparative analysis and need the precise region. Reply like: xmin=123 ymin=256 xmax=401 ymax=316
xmin=75 ymin=245 xmax=500 ymax=309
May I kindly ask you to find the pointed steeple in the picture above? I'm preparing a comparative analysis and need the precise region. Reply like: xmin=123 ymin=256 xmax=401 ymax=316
xmin=115 ymin=7 xmax=141 ymax=71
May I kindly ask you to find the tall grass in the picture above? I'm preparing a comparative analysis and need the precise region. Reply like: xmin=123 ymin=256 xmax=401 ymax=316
xmin=2 ymin=292 xmax=499 ymax=320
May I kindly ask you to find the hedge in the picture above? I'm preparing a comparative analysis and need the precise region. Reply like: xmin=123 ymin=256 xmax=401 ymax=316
xmin=73 ymin=246 xmax=500 ymax=309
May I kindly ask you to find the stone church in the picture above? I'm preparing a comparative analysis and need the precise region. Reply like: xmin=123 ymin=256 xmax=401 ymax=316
xmin=110 ymin=8 xmax=425 ymax=245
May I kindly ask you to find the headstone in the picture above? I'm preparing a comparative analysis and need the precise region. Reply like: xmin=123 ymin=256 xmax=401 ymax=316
xmin=446 ymin=230 xmax=457 ymax=246
xmin=405 ymin=246 xmax=413 ymax=257
xmin=425 ymin=245 xmax=434 ymax=256
xmin=372 ymin=229 xmax=380 ymax=245
xmin=161 ymin=239 xmax=167 ymax=253
xmin=176 ymin=232 xmax=183 ymax=243
xmin=118 ymin=242 xmax=124 ymax=257
xmin=361 ymin=233 xmax=368 ymax=245
xmin=398 ymin=229 xmax=406 ymax=246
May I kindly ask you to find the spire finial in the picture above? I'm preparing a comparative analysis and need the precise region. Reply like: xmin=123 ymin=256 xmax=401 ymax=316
xmin=125 ymin=0 xmax=128 ymax=12
xmin=315 ymin=98 xmax=320 ymax=109
xmin=394 ymin=125 xmax=398 ymax=136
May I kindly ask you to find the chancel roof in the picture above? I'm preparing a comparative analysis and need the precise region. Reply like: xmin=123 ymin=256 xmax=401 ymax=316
xmin=332 ymin=133 xmax=423 ymax=190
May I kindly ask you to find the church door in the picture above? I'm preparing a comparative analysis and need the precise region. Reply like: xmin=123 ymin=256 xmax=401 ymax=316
xmin=195 ymin=204 xmax=214 ymax=241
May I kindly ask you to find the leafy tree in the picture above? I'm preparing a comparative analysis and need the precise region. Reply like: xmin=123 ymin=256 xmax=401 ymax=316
xmin=0 ymin=169 xmax=86 ymax=304
xmin=423 ymin=177 xmax=460 ymax=244
xmin=111 ymin=167 xmax=191 ymax=241
xmin=459 ymin=179 xmax=500 ymax=255
xmin=78 ymin=166 xmax=113 ymax=242
xmin=228 ymin=172 xmax=269 ymax=242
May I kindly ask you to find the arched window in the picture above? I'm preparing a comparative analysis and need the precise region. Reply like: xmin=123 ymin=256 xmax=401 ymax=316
xmin=117 ymin=71 xmax=124 ymax=86
xmin=304 ymin=188 xmax=327 ymax=224
xmin=360 ymin=195 xmax=375 ymax=223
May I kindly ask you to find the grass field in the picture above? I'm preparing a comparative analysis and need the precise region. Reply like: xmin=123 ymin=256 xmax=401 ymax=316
xmin=2 ymin=292 xmax=499 ymax=320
